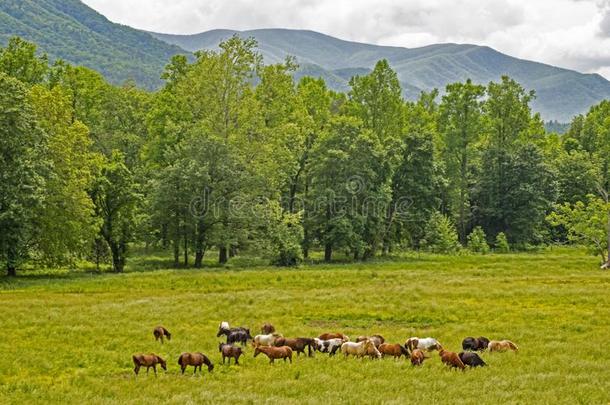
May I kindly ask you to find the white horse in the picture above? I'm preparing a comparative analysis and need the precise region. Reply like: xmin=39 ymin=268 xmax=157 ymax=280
xmin=341 ymin=339 xmax=381 ymax=359
xmin=405 ymin=337 xmax=442 ymax=352
xmin=314 ymin=338 xmax=344 ymax=355
xmin=253 ymin=333 xmax=282 ymax=347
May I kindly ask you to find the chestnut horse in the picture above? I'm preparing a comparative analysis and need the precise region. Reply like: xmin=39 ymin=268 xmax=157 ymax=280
xmin=177 ymin=352 xmax=214 ymax=374
xmin=132 ymin=353 xmax=166 ymax=375
xmin=439 ymin=349 xmax=465 ymax=370
xmin=488 ymin=340 xmax=518 ymax=352
xmin=254 ymin=345 xmax=293 ymax=363
xmin=153 ymin=326 xmax=171 ymax=343
xmin=378 ymin=343 xmax=409 ymax=359
xmin=410 ymin=349 xmax=426 ymax=366
xmin=219 ymin=343 xmax=243 ymax=365
xmin=318 ymin=332 xmax=349 ymax=341
xmin=274 ymin=337 xmax=315 ymax=357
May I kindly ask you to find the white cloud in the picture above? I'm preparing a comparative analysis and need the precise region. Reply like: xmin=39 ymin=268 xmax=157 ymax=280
xmin=82 ymin=0 xmax=610 ymax=78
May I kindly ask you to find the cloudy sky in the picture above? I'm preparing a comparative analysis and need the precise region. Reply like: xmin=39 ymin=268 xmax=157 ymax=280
xmin=82 ymin=0 xmax=610 ymax=78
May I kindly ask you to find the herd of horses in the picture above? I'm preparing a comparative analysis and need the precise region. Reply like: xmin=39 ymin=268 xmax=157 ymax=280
xmin=132 ymin=322 xmax=518 ymax=375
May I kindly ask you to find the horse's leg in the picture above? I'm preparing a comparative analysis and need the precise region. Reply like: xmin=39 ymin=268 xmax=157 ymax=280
xmin=153 ymin=365 xmax=157 ymax=376
xmin=289 ymin=355 xmax=292 ymax=364
xmin=146 ymin=366 xmax=150 ymax=374
xmin=235 ymin=356 xmax=239 ymax=365
xmin=181 ymin=365 xmax=186 ymax=374
xmin=134 ymin=365 xmax=140 ymax=375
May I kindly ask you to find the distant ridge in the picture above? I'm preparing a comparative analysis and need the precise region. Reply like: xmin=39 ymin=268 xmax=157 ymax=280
xmin=0 ymin=0 xmax=187 ymax=89
xmin=152 ymin=28 xmax=610 ymax=121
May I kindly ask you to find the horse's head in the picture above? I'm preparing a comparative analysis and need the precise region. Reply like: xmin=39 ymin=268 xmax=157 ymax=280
xmin=207 ymin=362 xmax=214 ymax=372
xmin=253 ymin=347 xmax=261 ymax=357
xmin=245 ymin=329 xmax=253 ymax=339
xmin=218 ymin=342 xmax=225 ymax=352
xmin=157 ymin=356 xmax=167 ymax=371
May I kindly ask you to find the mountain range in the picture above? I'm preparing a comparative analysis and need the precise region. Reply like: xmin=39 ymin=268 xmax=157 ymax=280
xmin=2 ymin=0 xmax=610 ymax=121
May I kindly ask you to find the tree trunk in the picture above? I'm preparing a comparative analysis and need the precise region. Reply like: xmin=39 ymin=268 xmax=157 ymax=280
xmin=173 ymin=240 xmax=180 ymax=268
xmin=219 ymin=246 xmax=228 ymax=264
xmin=6 ymin=245 xmax=17 ymax=276
xmin=194 ymin=221 xmax=205 ymax=269
xmin=194 ymin=249 xmax=205 ymax=268
xmin=109 ymin=242 xmax=124 ymax=273
xmin=324 ymin=243 xmax=332 ymax=262
xmin=605 ymin=204 xmax=610 ymax=270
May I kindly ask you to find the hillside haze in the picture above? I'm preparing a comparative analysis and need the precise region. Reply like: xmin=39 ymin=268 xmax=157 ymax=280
xmin=152 ymin=29 xmax=610 ymax=122
xmin=0 ymin=0 xmax=186 ymax=89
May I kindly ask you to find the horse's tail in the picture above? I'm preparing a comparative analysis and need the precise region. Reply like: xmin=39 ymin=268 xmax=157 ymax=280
xmin=507 ymin=341 xmax=518 ymax=351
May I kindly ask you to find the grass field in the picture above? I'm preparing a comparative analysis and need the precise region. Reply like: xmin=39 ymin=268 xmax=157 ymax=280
xmin=1 ymin=249 xmax=609 ymax=404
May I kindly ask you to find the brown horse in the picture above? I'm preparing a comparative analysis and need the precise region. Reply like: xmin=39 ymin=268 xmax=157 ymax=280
xmin=488 ymin=340 xmax=518 ymax=352
xmin=439 ymin=349 xmax=465 ymax=370
xmin=410 ymin=349 xmax=426 ymax=366
xmin=462 ymin=336 xmax=490 ymax=351
xmin=274 ymin=337 xmax=315 ymax=357
xmin=356 ymin=335 xmax=385 ymax=348
xmin=378 ymin=343 xmax=409 ymax=359
xmin=254 ymin=345 xmax=293 ymax=364
xmin=132 ymin=353 xmax=167 ymax=375
xmin=153 ymin=326 xmax=171 ymax=343
xmin=261 ymin=323 xmax=276 ymax=334
xmin=177 ymin=352 xmax=214 ymax=374
xmin=219 ymin=343 xmax=243 ymax=365
xmin=318 ymin=332 xmax=349 ymax=341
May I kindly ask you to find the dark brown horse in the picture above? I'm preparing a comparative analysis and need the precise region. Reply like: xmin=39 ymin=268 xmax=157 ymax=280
xmin=274 ymin=337 xmax=315 ymax=357
xmin=153 ymin=326 xmax=171 ymax=343
xmin=177 ymin=352 xmax=214 ymax=374
xmin=219 ymin=343 xmax=243 ymax=365
xmin=462 ymin=336 xmax=490 ymax=351
xmin=459 ymin=351 xmax=487 ymax=367
xmin=132 ymin=353 xmax=167 ymax=375
xmin=261 ymin=323 xmax=276 ymax=334
xmin=254 ymin=345 xmax=293 ymax=363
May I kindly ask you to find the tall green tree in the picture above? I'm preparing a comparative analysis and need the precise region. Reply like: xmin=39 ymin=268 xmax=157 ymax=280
xmin=0 ymin=37 xmax=48 ymax=85
xmin=439 ymin=79 xmax=485 ymax=242
xmin=0 ymin=73 xmax=48 ymax=276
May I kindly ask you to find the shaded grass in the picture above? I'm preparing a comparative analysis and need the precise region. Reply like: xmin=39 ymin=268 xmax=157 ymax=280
xmin=0 ymin=249 xmax=609 ymax=404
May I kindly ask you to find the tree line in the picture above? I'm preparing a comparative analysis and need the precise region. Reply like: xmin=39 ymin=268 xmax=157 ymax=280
xmin=1 ymin=36 xmax=609 ymax=275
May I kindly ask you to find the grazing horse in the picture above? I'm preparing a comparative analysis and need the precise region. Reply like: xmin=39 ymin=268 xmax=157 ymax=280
xmin=341 ymin=340 xmax=379 ymax=359
xmin=253 ymin=333 xmax=282 ymax=347
xmin=261 ymin=323 xmax=275 ymax=334
xmin=274 ymin=337 xmax=315 ymax=357
xmin=153 ymin=326 xmax=171 ymax=343
xmin=132 ymin=353 xmax=166 ymax=376
xmin=488 ymin=340 xmax=518 ymax=352
xmin=439 ymin=349 xmax=465 ymax=370
xmin=356 ymin=335 xmax=385 ymax=348
xmin=217 ymin=322 xmax=250 ymax=336
xmin=219 ymin=343 xmax=243 ymax=365
xmin=410 ymin=349 xmax=426 ymax=366
xmin=318 ymin=332 xmax=349 ymax=341
xmin=254 ymin=345 xmax=293 ymax=363
xmin=405 ymin=337 xmax=442 ymax=352
xmin=378 ymin=343 xmax=409 ymax=359
xmin=462 ymin=336 xmax=490 ymax=351
xmin=177 ymin=352 xmax=214 ymax=374
xmin=459 ymin=352 xmax=487 ymax=367
xmin=313 ymin=338 xmax=344 ymax=356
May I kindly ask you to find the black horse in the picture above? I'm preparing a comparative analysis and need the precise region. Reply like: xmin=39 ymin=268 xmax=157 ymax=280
xmin=459 ymin=351 xmax=487 ymax=367
xmin=217 ymin=323 xmax=252 ymax=346
xmin=462 ymin=336 xmax=490 ymax=351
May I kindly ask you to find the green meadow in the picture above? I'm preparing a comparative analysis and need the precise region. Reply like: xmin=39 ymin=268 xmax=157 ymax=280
xmin=1 ymin=249 xmax=609 ymax=404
